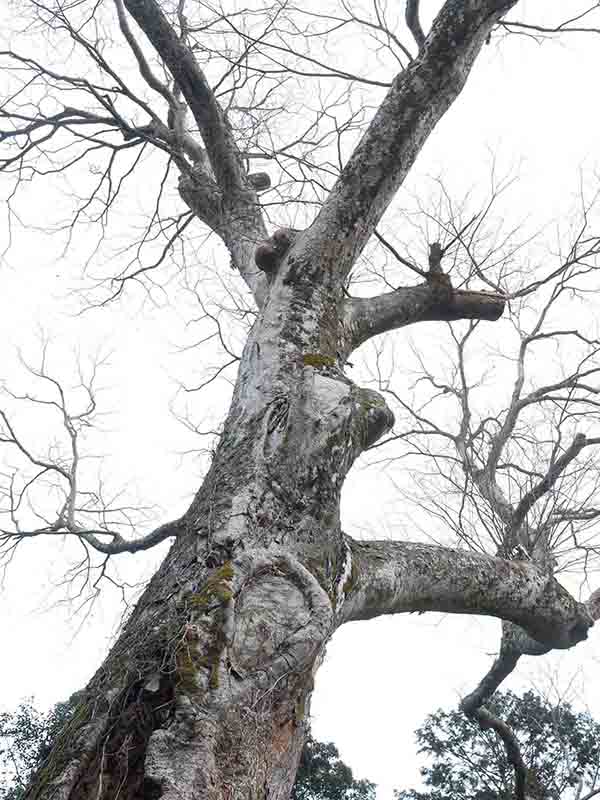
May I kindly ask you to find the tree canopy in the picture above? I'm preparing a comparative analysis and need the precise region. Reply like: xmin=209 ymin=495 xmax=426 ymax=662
xmin=0 ymin=701 xmax=75 ymax=800
xmin=292 ymin=735 xmax=376 ymax=800
xmin=396 ymin=691 xmax=600 ymax=800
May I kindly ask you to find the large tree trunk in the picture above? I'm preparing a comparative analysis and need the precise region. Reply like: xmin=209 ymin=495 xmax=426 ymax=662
xmin=25 ymin=269 xmax=382 ymax=799
xmin=24 ymin=236 xmax=592 ymax=800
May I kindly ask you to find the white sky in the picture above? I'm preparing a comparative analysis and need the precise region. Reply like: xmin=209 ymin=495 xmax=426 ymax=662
xmin=2 ymin=2 xmax=600 ymax=798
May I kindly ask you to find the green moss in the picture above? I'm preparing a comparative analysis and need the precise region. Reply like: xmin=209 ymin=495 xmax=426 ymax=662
xmin=176 ymin=563 xmax=234 ymax=693
xmin=176 ymin=648 xmax=201 ymax=693
xmin=219 ymin=561 xmax=234 ymax=580
xmin=187 ymin=561 xmax=235 ymax=609
xmin=302 ymin=353 xmax=336 ymax=369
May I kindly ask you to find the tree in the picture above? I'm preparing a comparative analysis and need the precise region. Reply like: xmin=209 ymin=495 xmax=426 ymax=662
xmin=1 ymin=1 xmax=600 ymax=799
xmin=292 ymin=735 xmax=375 ymax=800
xmin=0 ymin=701 xmax=76 ymax=800
xmin=395 ymin=690 xmax=600 ymax=800
xmin=1 ymin=703 xmax=372 ymax=800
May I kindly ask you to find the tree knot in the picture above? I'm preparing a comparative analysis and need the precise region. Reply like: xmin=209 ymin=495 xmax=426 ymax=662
xmin=178 ymin=168 xmax=223 ymax=228
xmin=355 ymin=387 xmax=395 ymax=448
xmin=426 ymin=241 xmax=453 ymax=297
xmin=255 ymin=227 xmax=300 ymax=277
xmin=248 ymin=172 xmax=271 ymax=192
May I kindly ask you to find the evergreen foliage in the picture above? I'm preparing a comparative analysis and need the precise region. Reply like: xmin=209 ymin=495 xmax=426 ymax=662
xmin=292 ymin=735 xmax=376 ymax=800
xmin=395 ymin=691 xmax=600 ymax=800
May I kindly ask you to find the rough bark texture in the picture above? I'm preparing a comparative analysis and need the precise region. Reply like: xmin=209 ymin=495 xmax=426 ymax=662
xmin=21 ymin=1 xmax=598 ymax=799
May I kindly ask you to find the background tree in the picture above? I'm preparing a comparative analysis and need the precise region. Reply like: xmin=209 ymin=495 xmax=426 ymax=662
xmin=1 ymin=1 xmax=600 ymax=799
xmin=0 ymin=701 xmax=76 ymax=800
xmin=292 ymin=735 xmax=376 ymax=800
xmin=394 ymin=690 xmax=600 ymax=800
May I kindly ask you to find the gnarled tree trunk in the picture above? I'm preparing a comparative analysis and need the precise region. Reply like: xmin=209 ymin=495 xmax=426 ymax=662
xmin=24 ymin=233 xmax=592 ymax=800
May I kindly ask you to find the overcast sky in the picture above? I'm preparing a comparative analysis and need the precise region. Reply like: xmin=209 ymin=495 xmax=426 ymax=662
xmin=1 ymin=3 xmax=600 ymax=798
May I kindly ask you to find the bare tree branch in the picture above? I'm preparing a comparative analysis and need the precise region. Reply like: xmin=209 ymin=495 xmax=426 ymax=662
xmin=301 ymin=0 xmax=518 ymax=280
xmin=502 ymin=5 xmax=600 ymax=38
xmin=405 ymin=0 xmax=426 ymax=51
xmin=122 ymin=0 xmax=244 ymax=194
xmin=345 ymin=285 xmax=505 ymax=352
xmin=2 ymin=516 xmax=186 ymax=556
xmin=510 ymin=433 xmax=592 ymax=535
xmin=460 ymin=641 xmax=528 ymax=800
xmin=338 ymin=536 xmax=594 ymax=649
xmin=0 ymin=350 xmax=187 ymax=560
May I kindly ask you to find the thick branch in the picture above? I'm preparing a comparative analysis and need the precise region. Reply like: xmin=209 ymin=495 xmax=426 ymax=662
xmin=510 ymin=433 xmax=589 ymax=534
xmin=339 ymin=538 xmax=593 ymax=649
xmin=460 ymin=637 xmax=530 ymax=800
xmin=122 ymin=0 xmax=245 ymax=196
xmin=113 ymin=0 xmax=177 ymax=111
xmin=460 ymin=620 xmax=556 ymax=800
xmin=301 ymin=0 xmax=518 ymax=278
xmin=345 ymin=285 xmax=505 ymax=351
xmin=179 ymin=170 xmax=268 ymax=305
xmin=1 ymin=516 xmax=186 ymax=556
xmin=467 ymin=705 xmax=529 ymax=800
xmin=120 ymin=0 xmax=271 ymax=305
xmin=462 ymin=639 xmax=521 ymax=716
xmin=405 ymin=0 xmax=426 ymax=50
